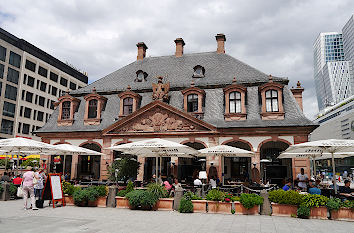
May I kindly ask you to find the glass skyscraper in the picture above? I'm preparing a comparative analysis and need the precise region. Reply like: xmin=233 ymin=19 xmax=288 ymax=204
xmin=313 ymin=16 xmax=354 ymax=111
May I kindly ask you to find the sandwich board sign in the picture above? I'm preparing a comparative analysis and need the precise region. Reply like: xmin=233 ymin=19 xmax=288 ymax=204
xmin=42 ymin=173 xmax=65 ymax=208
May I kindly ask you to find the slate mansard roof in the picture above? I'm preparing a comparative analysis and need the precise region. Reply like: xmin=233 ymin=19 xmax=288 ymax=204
xmin=37 ymin=51 xmax=316 ymax=133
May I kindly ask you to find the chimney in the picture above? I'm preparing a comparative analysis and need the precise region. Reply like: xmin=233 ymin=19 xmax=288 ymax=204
xmin=174 ymin=38 xmax=185 ymax=57
xmin=215 ymin=33 xmax=226 ymax=54
xmin=136 ymin=42 xmax=148 ymax=61
xmin=291 ymin=81 xmax=305 ymax=112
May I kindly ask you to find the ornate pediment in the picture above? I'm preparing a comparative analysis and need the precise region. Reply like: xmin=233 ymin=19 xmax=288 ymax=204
xmin=103 ymin=101 xmax=216 ymax=135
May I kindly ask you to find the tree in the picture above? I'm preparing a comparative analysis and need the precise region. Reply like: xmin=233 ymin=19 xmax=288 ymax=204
xmin=108 ymin=158 xmax=140 ymax=183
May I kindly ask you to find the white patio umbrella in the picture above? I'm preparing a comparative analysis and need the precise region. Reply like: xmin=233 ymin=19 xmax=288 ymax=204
xmin=53 ymin=144 xmax=105 ymax=175
xmin=279 ymin=139 xmax=354 ymax=193
xmin=197 ymin=145 xmax=254 ymax=185
xmin=0 ymin=137 xmax=66 ymax=176
xmin=107 ymin=138 xmax=198 ymax=182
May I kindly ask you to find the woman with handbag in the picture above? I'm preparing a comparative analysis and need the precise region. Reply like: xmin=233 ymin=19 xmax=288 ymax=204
xmin=22 ymin=166 xmax=39 ymax=210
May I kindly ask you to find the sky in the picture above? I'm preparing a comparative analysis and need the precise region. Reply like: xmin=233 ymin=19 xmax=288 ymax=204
xmin=1 ymin=0 xmax=353 ymax=120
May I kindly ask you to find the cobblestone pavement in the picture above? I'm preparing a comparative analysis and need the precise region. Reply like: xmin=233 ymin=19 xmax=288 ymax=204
xmin=0 ymin=200 xmax=353 ymax=233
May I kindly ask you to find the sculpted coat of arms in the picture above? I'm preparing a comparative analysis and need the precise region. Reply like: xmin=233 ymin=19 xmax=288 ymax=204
xmin=152 ymin=76 xmax=170 ymax=101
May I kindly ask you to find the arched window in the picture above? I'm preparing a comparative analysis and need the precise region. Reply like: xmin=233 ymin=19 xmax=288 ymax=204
xmin=61 ymin=101 xmax=71 ymax=120
xmin=187 ymin=94 xmax=198 ymax=112
xmin=265 ymin=90 xmax=278 ymax=112
xmin=229 ymin=91 xmax=241 ymax=113
xmin=88 ymin=99 xmax=98 ymax=119
xmin=123 ymin=97 xmax=133 ymax=115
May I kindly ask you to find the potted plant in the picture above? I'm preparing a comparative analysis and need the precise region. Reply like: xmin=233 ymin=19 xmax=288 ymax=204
xmin=147 ymin=183 xmax=173 ymax=210
xmin=116 ymin=181 xmax=134 ymax=208
xmin=235 ymin=193 xmax=263 ymax=215
xmin=9 ymin=184 xmax=17 ymax=200
xmin=184 ymin=191 xmax=206 ymax=213
xmin=87 ymin=187 xmax=100 ymax=207
xmin=206 ymin=189 xmax=231 ymax=214
xmin=301 ymin=194 xmax=328 ymax=219
xmin=327 ymin=198 xmax=354 ymax=221
xmin=96 ymin=185 xmax=108 ymax=207
xmin=63 ymin=182 xmax=76 ymax=206
xmin=179 ymin=198 xmax=193 ymax=213
xmin=297 ymin=205 xmax=310 ymax=219
xmin=125 ymin=189 xmax=159 ymax=210
xmin=269 ymin=189 xmax=302 ymax=216
xmin=73 ymin=188 xmax=87 ymax=207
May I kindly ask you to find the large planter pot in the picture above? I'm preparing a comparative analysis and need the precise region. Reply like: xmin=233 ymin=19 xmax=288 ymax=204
xmin=116 ymin=196 xmax=130 ymax=208
xmin=331 ymin=208 xmax=354 ymax=221
xmin=207 ymin=201 xmax=232 ymax=214
xmin=97 ymin=196 xmax=107 ymax=207
xmin=192 ymin=200 xmax=207 ymax=213
xmin=157 ymin=198 xmax=173 ymax=210
xmin=271 ymin=203 xmax=298 ymax=217
xmin=87 ymin=200 xmax=98 ymax=207
xmin=64 ymin=195 xmax=74 ymax=206
xmin=310 ymin=206 xmax=328 ymax=219
xmin=234 ymin=201 xmax=259 ymax=215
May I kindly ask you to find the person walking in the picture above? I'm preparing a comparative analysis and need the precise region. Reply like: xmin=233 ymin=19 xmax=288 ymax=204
xmin=22 ymin=166 xmax=39 ymax=210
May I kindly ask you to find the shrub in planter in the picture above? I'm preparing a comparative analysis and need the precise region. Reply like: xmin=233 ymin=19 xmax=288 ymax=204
xmin=231 ymin=196 xmax=240 ymax=202
xmin=9 ymin=184 xmax=17 ymax=198
xmin=125 ymin=190 xmax=158 ymax=210
xmin=126 ymin=181 xmax=134 ymax=193
xmin=240 ymin=193 xmax=263 ymax=209
xmin=96 ymin=185 xmax=107 ymax=197
xmin=117 ymin=190 xmax=128 ymax=197
xmin=326 ymin=198 xmax=341 ymax=211
xmin=268 ymin=189 xmax=285 ymax=204
xmin=147 ymin=183 xmax=168 ymax=198
xmin=184 ymin=191 xmax=202 ymax=201
xmin=0 ymin=185 xmax=3 ymax=196
xmin=206 ymin=189 xmax=225 ymax=201
xmin=301 ymin=194 xmax=329 ymax=208
xmin=179 ymin=198 xmax=193 ymax=213
xmin=297 ymin=205 xmax=310 ymax=219
xmin=269 ymin=189 xmax=303 ymax=206
xmin=62 ymin=182 xmax=75 ymax=196
xmin=341 ymin=200 xmax=354 ymax=209
xmin=73 ymin=188 xmax=87 ymax=206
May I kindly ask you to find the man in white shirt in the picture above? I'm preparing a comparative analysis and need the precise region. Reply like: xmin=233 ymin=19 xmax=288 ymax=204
xmin=296 ymin=168 xmax=308 ymax=190
xmin=209 ymin=176 xmax=217 ymax=189
xmin=194 ymin=176 xmax=202 ymax=186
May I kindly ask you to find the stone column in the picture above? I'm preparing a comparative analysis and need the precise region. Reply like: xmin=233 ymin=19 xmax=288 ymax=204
xmin=137 ymin=157 xmax=145 ymax=181
xmin=71 ymin=154 xmax=79 ymax=180
xmin=101 ymin=137 xmax=112 ymax=181
xmin=293 ymin=135 xmax=310 ymax=179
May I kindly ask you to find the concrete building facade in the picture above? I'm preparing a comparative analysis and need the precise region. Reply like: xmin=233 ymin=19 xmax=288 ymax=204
xmin=0 ymin=28 xmax=88 ymax=140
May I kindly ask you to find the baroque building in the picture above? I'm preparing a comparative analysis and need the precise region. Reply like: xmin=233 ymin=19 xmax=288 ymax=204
xmin=36 ymin=34 xmax=317 ymax=184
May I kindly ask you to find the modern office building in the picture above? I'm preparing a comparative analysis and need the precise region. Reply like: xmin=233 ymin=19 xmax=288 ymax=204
xmin=343 ymin=15 xmax=354 ymax=67
xmin=314 ymin=15 xmax=354 ymax=111
xmin=0 ymin=28 xmax=88 ymax=140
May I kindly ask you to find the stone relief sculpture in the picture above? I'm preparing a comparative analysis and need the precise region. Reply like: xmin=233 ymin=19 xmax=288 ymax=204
xmin=152 ymin=76 xmax=170 ymax=101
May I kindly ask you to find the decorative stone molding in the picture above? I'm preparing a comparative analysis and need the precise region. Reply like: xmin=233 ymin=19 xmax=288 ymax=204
xmin=259 ymin=75 xmax=284 ymax=120
xmin=118 ymin=86 xmax=141 ymax=117
xmin=223 ymin=77 xmax=247 ymax=121
xmin=83 ymin=88 xmax=107 ymax=125
xmin=181 ymin=82 xmax=205 ymax=117
xmin=152 ymin=76 xmax=170 ymax=101
xmin=54 ymin=94 xmax=80 ymax=126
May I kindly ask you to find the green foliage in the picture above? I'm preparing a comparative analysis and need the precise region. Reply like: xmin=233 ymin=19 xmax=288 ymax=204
xmin=21 ymin=158 xmax=40 ymax=168
xmin=326 ymin=198 xmax=341 ymax=211
xmin=62 ymin=182 xmax=75 ymax=196
xmin=183 ymin=191 xmax=202 ymax=201
xmin=108 ymin=158 xmax=140 ymax=182
xmin=231 ymin=209 xmax=235 ymax=214
xmin=125 ymin=190 xmax=158 ymax=210
xmin=179 ymin=198 xmax=193 ymax=213
xmin=126 ymin=181 xmax=134 ymax=193
xmin=231 ymin=196 xmax=240 ymax=202
xmin=240 ymin=193 xmax=263 ymax=209
xmin=206 ymin=189 xmax=225 ymax=202
xmin=297 ymin=205 xmax=310 ymax=219
xmin=73 ymin=187 xmax=99 ymax=206
xmin=0 ymin=185 xmax=3 ymax=194
xmin=96 ymin=185 xmax=107 ymax=197
xmin=341 ymin=200 xmax=354 ymax=209
xmin=147 ymin=183 xmax=168 ymax=198
xmin=301 ymin=194 xmax=329 ymax=208
xmin=117 ymin=190 xmax=128 ymax=197
xmin=9 ymin=183 xmax=17 ymax=197
xmin=268 ymin=189 xmax=303 ymax=206
xmin=0 ymin=159 xmax=11 ymax=169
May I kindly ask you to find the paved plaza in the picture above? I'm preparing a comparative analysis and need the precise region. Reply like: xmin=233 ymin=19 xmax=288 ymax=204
xmin=0 ymin=200 xmax=353 ymax=233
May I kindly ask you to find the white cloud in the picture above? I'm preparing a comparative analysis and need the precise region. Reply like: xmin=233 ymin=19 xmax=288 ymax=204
xmin=1 ymin=0 xmax=353 ymax=120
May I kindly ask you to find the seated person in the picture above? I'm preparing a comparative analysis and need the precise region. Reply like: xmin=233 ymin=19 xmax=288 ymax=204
xmin=163 ymin=179 xmax=172 ymax=191
xmin=339 ymin=180 xmax=352 ymax=199
xmin=282 ymin=179 xmax=292 ymax=191
xmin=193 ymin=176 xmax=202 ymax=186
xmin=209 ymin=176 xmax=217 ymax=189
xmin=308 ymin=181 xmax=321 ymax=195
xmin=330 ymin=178 xmax=340 ymax=190
xmin=172 ymin=178 xmax=182 ymax=190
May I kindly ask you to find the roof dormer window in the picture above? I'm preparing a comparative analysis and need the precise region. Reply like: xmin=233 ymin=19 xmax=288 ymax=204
xmin=193 ymin=65 xmax=205 ymax=78
xmin=135 ymin=70 xmax=147 ymax=82
xmin=83 ymin=88 xmax=107 ymax=125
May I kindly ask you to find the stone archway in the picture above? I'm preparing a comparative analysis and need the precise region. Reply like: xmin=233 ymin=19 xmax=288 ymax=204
xmin=259 ymin=141 xmax=291 ymax=186
xmin=77 ymin=143 xmax=102 ymax=180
